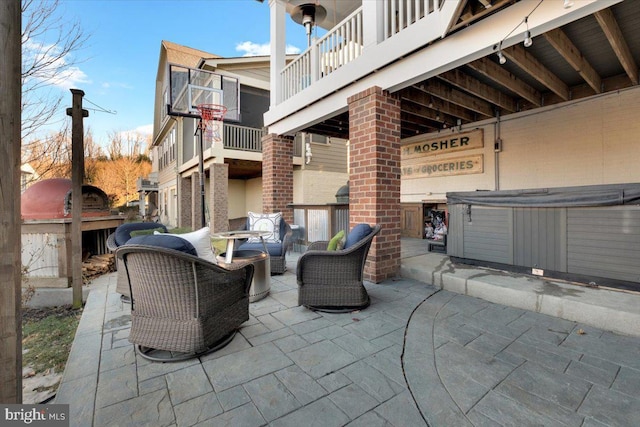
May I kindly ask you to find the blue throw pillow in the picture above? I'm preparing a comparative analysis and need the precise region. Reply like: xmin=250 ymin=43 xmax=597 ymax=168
xmin=344 ymin=224 xmax=372 ymax=249
xmin=114 ymin=222 xmax=167 ymax=246
xmin=125 ymin=234 xmax=198 ymax=256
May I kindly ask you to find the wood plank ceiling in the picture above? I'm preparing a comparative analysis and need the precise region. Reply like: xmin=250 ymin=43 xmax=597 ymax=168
xmin=302 ymin=0 xmax=640 ymax=140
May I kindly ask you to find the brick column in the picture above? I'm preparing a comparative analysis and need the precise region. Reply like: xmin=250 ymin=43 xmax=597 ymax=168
xmin=209 ymin=163 xmax=229 ymax=233
xmin=262 ymin=133 xmax=294 ymax=224
xmin=191 ymin=171 xmax=203 ymax=229
xmin=179 ymin=176 xmax=192 ymax=228
xmin=348 ymin=86 xmax=401 ymax=283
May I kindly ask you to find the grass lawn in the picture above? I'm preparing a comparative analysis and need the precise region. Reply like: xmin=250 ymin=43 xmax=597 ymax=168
xmin=22 ymin=239 xmax=226 ymax=378
xmin=22 ymin=306 xmax=82 ymax=374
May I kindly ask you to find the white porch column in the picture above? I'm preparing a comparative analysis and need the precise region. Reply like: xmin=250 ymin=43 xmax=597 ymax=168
xmin=269 ymin=0 xmax=286 ymax=106
xmin=362 ymin=0 xmax=385 ymax=49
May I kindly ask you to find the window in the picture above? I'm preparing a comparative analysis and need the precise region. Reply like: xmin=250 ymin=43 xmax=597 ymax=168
xmin=310 ymin=133 xmax=328 ymax=145
xmin=169 ymin=127 xmax=176 ymax=162
xmin=297 ymin=132 xmax=329 ymax=145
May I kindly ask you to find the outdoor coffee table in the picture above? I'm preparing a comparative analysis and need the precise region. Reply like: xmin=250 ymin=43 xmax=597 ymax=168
xmin=211 ymin=230 xmax=269 ymax=263
xmin=212 ymin=230 xmax=271 ymax=302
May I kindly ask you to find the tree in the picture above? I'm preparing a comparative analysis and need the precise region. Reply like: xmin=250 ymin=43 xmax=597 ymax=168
xmin=94 ymin=156 xmax=151 ymax=208
xmin=91 ymin=129 xmax=152 ymax=207
xmin=23 ymin=129 xmax=71 ymax=179
xmin=21 ymin=0 xmax=89 ymax=141
xmin=24 ymin=127 xmax=103 ymax=181
xmin=83 ymin=129 xmax=105 ymax=183
xmin=107 ymin=130 xmax=149 ymax=160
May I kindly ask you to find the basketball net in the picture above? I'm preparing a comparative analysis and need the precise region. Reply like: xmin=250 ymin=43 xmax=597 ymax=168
xmin=196 ymin=104 xmax=227 ymax=144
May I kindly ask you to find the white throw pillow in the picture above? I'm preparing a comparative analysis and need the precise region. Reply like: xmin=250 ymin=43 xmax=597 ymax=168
xmin=247 ymin=212 xmax=282 ymax=243
xmin=157 ymin=226 xmax=217 ymax=264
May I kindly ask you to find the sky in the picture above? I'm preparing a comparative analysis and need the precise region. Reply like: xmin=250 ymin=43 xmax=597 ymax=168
xmin=30 ymin=0 xmax=311 ymax=150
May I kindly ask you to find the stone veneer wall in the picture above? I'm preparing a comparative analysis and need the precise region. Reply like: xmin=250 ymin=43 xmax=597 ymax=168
xmin=209 ymin=163 xmax=229 ymax=232
xmin=191 ymin=171 xmax=203 ymax=229
xmin=348 ymin=86 xmax=401 ymax=283
xmin=179 ymin=176 xmax=192 ymax=229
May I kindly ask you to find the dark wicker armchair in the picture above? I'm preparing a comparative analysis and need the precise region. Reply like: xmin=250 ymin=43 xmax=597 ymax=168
xmin=107 ymin=222 xmax=168 ymax=299
xmin=237 ymin=218 xmax=292 ymax=274
xmin=297 ymin=224 xmax=381 ymax=312
xmin=116 ymin=245 xmax=253 ymax=362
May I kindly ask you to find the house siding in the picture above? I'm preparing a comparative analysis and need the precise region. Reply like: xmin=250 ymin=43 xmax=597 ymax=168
xmin=293 ymin=170 xmax=349 ymax=205
xmin=305 ymin=137 xmax=348 ymax=174
xmin=400 ymin=86 xmax=640 ymax=203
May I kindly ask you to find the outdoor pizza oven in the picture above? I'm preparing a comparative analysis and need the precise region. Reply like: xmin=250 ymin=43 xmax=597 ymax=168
xmin=21 ymin=178 xmax=124 ymax=288
xmin=21 ymin=178 xmax=111 ymax=219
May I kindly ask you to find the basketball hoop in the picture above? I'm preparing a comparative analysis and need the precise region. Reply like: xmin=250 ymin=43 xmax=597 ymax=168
xmin=196 ymin=104 xmax=227 ymax=143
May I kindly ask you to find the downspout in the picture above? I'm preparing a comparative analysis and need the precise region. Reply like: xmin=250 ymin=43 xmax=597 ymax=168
xmin=494 ymin=110 xmax=502 ymax=191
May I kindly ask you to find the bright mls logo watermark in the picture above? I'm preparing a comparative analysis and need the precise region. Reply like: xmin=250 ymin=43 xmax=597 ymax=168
xmin=1 ymin=404 xmax=69 ymax=426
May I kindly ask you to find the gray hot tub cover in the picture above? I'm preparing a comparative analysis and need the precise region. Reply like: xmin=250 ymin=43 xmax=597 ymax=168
xmin=446 ymin=183 xmax=640 ymax=207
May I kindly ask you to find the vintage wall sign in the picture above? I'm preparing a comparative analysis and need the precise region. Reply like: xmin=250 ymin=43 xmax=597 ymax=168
xmin=402 ymin=129 xmax=484 ymax=159
xmin=402 ymin=154 xmax=484 ymax=178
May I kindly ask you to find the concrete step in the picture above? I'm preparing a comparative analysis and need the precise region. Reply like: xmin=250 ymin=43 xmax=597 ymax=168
xmin=400 ymin=253 xmax=640 ymax=337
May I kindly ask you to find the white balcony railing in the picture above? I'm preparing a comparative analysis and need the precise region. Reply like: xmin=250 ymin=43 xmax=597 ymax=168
xmin=222 ymin=123 xmax=264 ymax=152
xmin=279 ymin=0 xmax=443 ymax=103
xmin=317 ymin=7 xmax=363 ymax=79
xmin=280 ymin=7 xmax=363 ymax=101
xmin=384 ymin=0 xmax=441 ymax=40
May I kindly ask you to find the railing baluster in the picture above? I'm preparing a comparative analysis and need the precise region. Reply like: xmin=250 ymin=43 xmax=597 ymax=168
xmin=337 ymin=25 xmax=342 ymax=68
xmin=391 ymin=0 xmax=396 ymax=36
xmin=223 ymin=123 xmax=264 ymax=152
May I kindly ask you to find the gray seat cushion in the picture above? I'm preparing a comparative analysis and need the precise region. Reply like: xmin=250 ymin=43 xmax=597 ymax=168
xmin=125 ymin=235 xmax=197 ymax=256
xmin=238 ymin=241 xmax=284 ymax=257
xmin=115 ymin=222 xmax=168 ymax=246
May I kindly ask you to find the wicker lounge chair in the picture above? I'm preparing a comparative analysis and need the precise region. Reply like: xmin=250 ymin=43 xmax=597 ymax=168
xmin=297 ymin=224 xmax=381 ymax=312
xmin=236 ymin=217 xmax=292 ymax=274
xmin=116 ymin=244 xmax=253 ymax=362
xmin=107 ymin=222 xmax=168 ymax=299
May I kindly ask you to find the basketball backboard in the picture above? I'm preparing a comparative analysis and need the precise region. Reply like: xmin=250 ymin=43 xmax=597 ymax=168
xmin=165 ymin=64 xmax=240 ymax=121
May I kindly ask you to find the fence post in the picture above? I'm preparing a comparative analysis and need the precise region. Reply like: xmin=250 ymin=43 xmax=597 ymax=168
xmin=0 ymin=0 xmax=22 ymax=403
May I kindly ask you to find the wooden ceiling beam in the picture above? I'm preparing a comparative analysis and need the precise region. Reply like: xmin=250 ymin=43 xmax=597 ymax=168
xmin=544 ymin=28 xmax=602 ymax=94
xmin=468 ymin=57 xmax=541 ymax=106
xmin=401 ymin=101 xmax=438 ymax=121
xmin=595 ymin=8 xmax=639 ymax=85
xmin=400 ymin=87 xmax=477 ymax=122
xmin=446 ymin=0 xmax=469 ymax=34
xmin=448 ymin=0 xmax=512 ymax=33
xmin=304 ymin=122 xmax=348 ymax=140
xmin=401 ymin=97 xmax=469 ymax=134
xmin=400 ymin=114 xmax=436 ymax=137
xmin=438 ymin=69 xmax=517 ymax=113
xmin=414 ymin=79 xmax=494 ymax=118
xmin=503 ymin=44 xmax=570 ymax=101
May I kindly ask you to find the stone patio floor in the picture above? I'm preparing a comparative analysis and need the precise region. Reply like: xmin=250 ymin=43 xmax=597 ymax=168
xmin=55 ymin=243 xmax=640 ymax=426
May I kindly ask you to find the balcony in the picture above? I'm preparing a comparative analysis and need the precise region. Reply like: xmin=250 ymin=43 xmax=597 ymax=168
xmin=222 ymin=123 xmax=264 ymax=152
xmin=266 ymin=0 xmax=456 ymax=131
xmin=136 ymin=174 xmax=158 ymax=193
xmin=278 ymin=0 xmax=444 ymax=103
xmin=265 ymin=0 xmax=627 ymax=139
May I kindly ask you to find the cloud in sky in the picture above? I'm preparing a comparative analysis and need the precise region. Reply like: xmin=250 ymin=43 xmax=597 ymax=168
xmin=235 ymin=41 xmax=301 ymax=56
xmin=107 ymin=125 xmax=153 ymax=153
xmin=116 ymin=124 xmax=153 ymax=141
xmin=52 ymin=66 xmax=91 ymax=90
xmin=23 ymin=39 xmax=91 ymax=90
xmin=102 ymin=82 xmax=134 ymax=90
xmin=135 ymin=124 xmax=153 ymax=136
